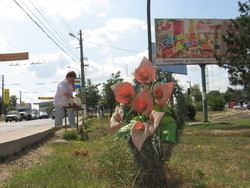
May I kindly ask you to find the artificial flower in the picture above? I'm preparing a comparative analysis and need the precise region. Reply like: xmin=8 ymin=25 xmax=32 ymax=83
xmin=110 ymin=106 xmax=124 ymax=129
xmin=134 ymin=57 xmax=156 ymax=84
xmin=111 ymin=82 xmax=135 ymax=104
xmin=131 ymin=121 xmax=151 ymax=151
xmin=149 ymin=110 xmax=165 ymax=134
xmin=153 ymin=82 xmax=175 ymax=106
xmin=131 ymin=86 xmax=153 ymax=115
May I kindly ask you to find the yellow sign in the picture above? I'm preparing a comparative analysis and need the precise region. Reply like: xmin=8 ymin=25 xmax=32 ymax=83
xmin=4 ymin=89 xmax=10 ymax=103
xmin=38 ymin=97 xmax=54 ymax=100
xmin=0 ymin=52 xmax=29 ymax=61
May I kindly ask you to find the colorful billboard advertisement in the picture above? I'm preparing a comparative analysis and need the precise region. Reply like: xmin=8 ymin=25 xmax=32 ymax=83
xmin=152 ymin=43 xmax=187 ymax=75
xmin=155 ymin=19 xmax=233 ymax=65
xmin=0 ymin=52 xmax=29 ymax=61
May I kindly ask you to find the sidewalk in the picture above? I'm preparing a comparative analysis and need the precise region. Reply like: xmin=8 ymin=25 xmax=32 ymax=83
xmin=0 ymin=124 xmax=58 ymax=158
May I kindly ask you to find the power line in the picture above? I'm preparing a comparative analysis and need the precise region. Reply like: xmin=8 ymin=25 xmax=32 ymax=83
xmin=84 ymin=40 xmax=140 ymax=53
xmin=28 ymin=0 xmax=79 ymax=61
xmin=13 ymin=0 xmax=78 ymax=63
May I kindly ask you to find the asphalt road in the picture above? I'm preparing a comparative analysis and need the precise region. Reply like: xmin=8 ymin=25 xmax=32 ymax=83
xmin=0 ymin=118 xmax=55 ymax=134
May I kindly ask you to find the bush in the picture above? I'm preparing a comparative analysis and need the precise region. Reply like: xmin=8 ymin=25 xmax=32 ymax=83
xmin=194 ymin=101 xmax=203 ymax=111
xmin=62 ymin=131 xmax=77 ymax=140
xmin=186 ymin=102 xmax=196 ymax=120
xmin=208 ymin=95 xmax=226 ymax=111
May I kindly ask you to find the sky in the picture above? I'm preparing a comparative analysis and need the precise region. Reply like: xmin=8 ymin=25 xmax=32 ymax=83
xmin=0 ymin=0 xmax=242 ymax=107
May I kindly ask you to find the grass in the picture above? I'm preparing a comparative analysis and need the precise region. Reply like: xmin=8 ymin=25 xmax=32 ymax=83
xmin=2 ymin=115 xmax=250 ymax=187
xmin=168 ymin=117 xmax=250 ymax=187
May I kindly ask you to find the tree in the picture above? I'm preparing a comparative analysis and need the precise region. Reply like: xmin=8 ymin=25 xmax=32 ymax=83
xmin=85 ymin=79 xmax=101 ymax=112
xmin=218 ymin=1 xmax=250 ymax=99
xmin=207 ymin=90 xmax=226 ymax=111
xmin=3 ymin=95 xmax=18 ymax=114
xmin=223 ymin=87 xmax=246 ymax=102
xmin=102 ymin=71 xmax=123 ymax=116
xmin=190 ymin=84 xmax=202 ymax=102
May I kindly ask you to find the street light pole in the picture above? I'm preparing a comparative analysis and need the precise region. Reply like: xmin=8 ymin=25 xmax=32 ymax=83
xmin=79 ymin=30 xmax=87 ymax=119
xmin=69 ymin=30 xmax=87 ymax=119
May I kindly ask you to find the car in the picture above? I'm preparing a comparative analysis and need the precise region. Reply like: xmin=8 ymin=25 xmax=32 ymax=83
xmin=39 ymin=111 xmax=49 ymax=119
xmin=51 ymin=109 xmax=55 ymax=119
xmin=5 ymin=111 xmax=20 ymax=122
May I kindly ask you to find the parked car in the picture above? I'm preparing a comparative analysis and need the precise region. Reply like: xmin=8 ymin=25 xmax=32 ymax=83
xmin=51 ymin=109 xmax=55 ymax=119
xmin=39 ymin=111 xmax=49 ymax=119
xmin=5 ymin=111 xmax=20 ymax=122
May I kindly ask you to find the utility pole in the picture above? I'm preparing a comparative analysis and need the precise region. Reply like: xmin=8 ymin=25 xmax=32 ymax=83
xmin=79 ymin=30 xmax=87 ymax=119
xmin=147 ymin=0 xmax=152 ymax=62
xmin=1 ymin=75 xmax=4 ymax=118
xmin=20 ymin=90 xmax=22 ymax=104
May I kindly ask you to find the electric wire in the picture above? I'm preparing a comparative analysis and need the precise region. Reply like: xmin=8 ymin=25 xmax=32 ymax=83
xmin=28 ymin=0 xmax=79 ymax=61
xmin=13 ymin=0 xmax=78 ymax=63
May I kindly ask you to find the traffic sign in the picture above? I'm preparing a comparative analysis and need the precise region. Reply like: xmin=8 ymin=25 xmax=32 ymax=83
xmin=38 ymin=97 xmax=54 ymax=100
xmin=4 ymin=89 xmax=9 ymax=103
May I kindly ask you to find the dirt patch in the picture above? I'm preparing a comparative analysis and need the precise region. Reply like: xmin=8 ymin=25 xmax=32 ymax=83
xmin=184 ymin=129 xmax=250 ymax=137
xmin=211 ymin=110 xmax=250 ymax=121
xmin=0 ymin=130 xmax=64 ymax=186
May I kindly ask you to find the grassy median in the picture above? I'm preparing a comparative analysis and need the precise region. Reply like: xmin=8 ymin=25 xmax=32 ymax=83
xmin=2 ymin=114 xmax=250 ymax=187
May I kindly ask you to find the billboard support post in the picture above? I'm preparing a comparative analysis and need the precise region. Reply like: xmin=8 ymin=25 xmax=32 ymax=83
xmin=200 ymin=64 xmax=208 ymax=122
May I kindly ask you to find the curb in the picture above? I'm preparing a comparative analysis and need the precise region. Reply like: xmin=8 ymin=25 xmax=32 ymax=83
xmin=0 ymin=127 xmax=59 ymax=159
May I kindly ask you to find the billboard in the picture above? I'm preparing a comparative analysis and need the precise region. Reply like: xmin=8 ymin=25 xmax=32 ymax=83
xmin=0 ymin=52 xmax=29 ymax=61
xmin=152 ymin=43 xmax=187 ymax=75
xmin=155 ymin=19 xmax=233 ymax=65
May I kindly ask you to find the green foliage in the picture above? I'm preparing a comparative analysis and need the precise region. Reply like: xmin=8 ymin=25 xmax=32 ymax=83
xmin=190 ymin=84 xmax=202 ymax=102
xmin=207 ymin=91 xmax=226 ymax=111
xmin=102 ymin=71 xmax=123 ymax=116
xmin=218 ymin=1 xmax=250 ymax=99
xmin=97 ymin=140 xmax=134 ymax=185
xmin=194 ymin=101 xmax=203 ymax=111
xmin=186 ymin=100 xmax=196 ymax=120
xmin=85 ymin=79 xmax=101 ymax=112
xmin=159 ymin=113 xmax=177 ymax=142
xmin=62 ymin=131 xmax=78 ymax=140
xmin=1 ymin=95 xmax=18 ymax=114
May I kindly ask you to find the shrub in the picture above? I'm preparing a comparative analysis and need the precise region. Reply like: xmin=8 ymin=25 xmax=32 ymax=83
xmin=62 ymin=131 xmax=77 ymax=140
xmin=186 ymin=102 xmax=196 ymax=120
xmin=208 ymin=95 xmax=226 ymax=111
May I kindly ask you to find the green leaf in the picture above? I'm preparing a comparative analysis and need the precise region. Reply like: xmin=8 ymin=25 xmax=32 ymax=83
xmin=154 ymin=105 xmax=171 ymax=113
xmin=159 ymin=113 xmax=177 ymax=143
xmin=114 ymin=122 xmax=133 ymax=140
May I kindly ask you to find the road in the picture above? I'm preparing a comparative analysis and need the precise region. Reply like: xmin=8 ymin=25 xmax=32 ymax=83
xmin=0 ymin=118 xmax=55 ymax=143
xmin=0 ymin=118 xmax=54 ymax=134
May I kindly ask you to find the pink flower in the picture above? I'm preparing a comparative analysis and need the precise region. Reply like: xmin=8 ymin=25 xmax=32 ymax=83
xmin=134 ymin=57 xmax=156 ymax=84
xmin=110 ymin=106 xmax=124 ymax=129
xmin=149 ymin=110 xmax=165 ymax=133
xmin=131 ymin=86 xmax=153 ymax=115
xmin=153 ymin=82 xmax=174 ymax=106
xmin=131 ymin=121 xmax=151 ymax=151
xmin=111 ymin=82 xmax=135 ymax=104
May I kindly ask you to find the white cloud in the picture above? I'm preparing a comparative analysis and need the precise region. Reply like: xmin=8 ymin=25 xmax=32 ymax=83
xmin=0 ymin=0 xmax=109 ymax=21
xmin=83 ymin=18 xmax=146 ymax=47
xmin=97 ymin=12 xmax=107 ymax=18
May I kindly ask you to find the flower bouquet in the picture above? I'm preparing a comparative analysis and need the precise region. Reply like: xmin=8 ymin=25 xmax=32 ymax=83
xmin=110 ymin=57 xmax=179 ymax=186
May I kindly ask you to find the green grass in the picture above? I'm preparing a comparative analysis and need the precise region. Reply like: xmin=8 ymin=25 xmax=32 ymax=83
xmin=2 ymin=116 xmax=250 ymax=187
xmin=168 ymin=118 xmax=250 ymax=187
xmin=2 ymin=118 xmax=135 ymax=188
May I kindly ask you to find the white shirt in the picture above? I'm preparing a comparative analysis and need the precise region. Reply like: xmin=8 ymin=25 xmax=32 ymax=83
xmin=53 ymin=79 xmax=73 ymax=107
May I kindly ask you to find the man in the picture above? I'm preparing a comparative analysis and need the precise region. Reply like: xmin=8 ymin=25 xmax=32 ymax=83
xmin=53 ymin=71 xmax=77 ymax=127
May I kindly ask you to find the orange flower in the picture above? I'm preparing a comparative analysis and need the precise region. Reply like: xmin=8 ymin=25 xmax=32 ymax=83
xmin=111 ymin=82 xmax=135 ymax=104
xmin=131 ymin=86 xmax=153 ymax=115
xmin=110 ymin=106 xmax=124 ymax=129
xmin=153 ymin=82 xmax=174 ymax=106
xmin=131 ymin=121 xmax=151 ymax=151
xmin=134 ymin=57 xmax=156 ymax=84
